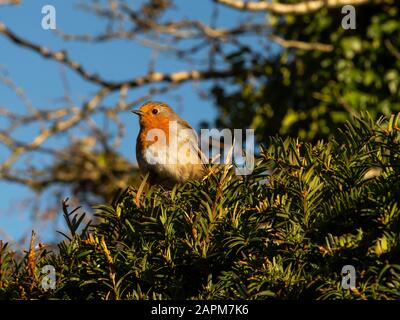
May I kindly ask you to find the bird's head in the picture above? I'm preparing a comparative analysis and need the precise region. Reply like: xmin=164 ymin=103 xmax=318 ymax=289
xmin=131 ymin=101 xmax=177 ymax=129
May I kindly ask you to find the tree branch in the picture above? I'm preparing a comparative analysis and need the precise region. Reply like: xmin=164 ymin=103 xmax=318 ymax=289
xmin=268 ymin=34 xmax=334 ymax=52
xmin=0 ymin=22 xmax=113 ymax=88
xmin=0 ymin=88 xmax=110 ymax=171
xmin=215 ymin=0 xmax=381 ymax=14
xmin=0 ymin=0 xmax=20 ymax=6
xmin=384 ymin=39 xmax=400 ymax=60
xmin=0 ymin=22 xmax=236 ymax=90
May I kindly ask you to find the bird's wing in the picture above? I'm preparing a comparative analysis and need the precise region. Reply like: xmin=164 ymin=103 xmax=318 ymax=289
xmin=178 ymin=119 xmax=208 ymax=165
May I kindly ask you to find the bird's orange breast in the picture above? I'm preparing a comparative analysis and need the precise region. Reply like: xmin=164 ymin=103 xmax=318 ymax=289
xmin=137 ymin=114 xmax=171 ymax=151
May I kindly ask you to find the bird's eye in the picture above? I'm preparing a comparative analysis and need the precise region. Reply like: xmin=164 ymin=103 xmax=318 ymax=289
xmin=152 ymin=108 xmax=159 ymax=114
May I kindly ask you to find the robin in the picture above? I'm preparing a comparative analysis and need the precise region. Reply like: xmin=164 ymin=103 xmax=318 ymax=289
xmin=131 ymin=101 xmax=207 ymax=188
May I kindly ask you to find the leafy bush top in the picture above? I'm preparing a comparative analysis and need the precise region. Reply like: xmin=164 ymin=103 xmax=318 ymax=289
xmin=1 ymin=113 xmax=400 ymax=300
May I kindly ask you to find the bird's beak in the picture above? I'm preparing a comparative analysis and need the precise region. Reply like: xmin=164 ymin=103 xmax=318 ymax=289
xmin=131 ymin=109 xmax=143 ymax=116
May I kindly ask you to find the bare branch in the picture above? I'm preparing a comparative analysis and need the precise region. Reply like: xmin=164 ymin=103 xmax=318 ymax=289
xmin=0 ymin=88 xmax=110 ymax=171
xmin=0 ymin=0 xmax=20 ymax=6
xmin=384 ymin=39 xmax=400 ymax=60
xmin=0 ymin=76 xmax=32 ymax=111
xmin=0 ymin=22 xmax=236 ymax=91
xmin=0 ymin=22 xmax=113 ymax=88
xmin=268 ymin=34 xmax=334 ymax=52
xmin=215 ymin=0 xmax=382 ymax=14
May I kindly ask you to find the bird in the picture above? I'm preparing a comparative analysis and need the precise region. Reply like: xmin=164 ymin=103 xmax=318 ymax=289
xmin=131 ymin=101 xmax=207 ymax=188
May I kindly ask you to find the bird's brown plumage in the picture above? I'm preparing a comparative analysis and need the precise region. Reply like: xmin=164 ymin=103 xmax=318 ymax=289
xmin=133 ymin=101 xmax=206 ymax=187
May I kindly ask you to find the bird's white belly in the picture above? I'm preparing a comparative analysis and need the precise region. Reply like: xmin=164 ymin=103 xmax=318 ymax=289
xmin=141 ymin=135 xmax=202 ymax=182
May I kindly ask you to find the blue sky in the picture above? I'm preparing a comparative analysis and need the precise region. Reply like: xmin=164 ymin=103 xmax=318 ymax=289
xmin=0 ymin=0 xmax=264 ymax=247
